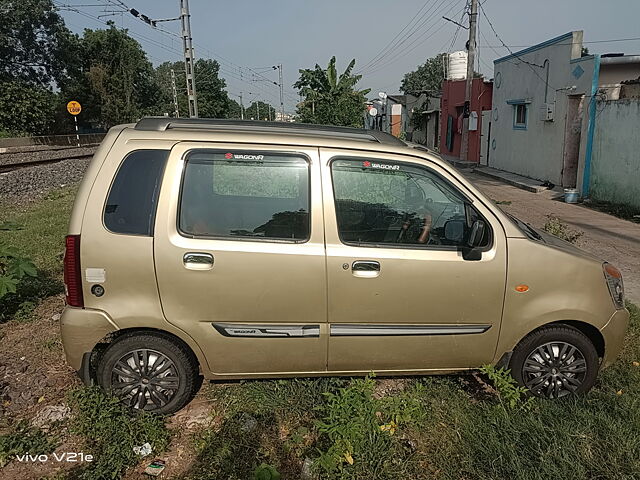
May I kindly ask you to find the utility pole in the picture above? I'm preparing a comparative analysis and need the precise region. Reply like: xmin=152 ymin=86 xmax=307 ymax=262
xmin=239 ymin=92 xmax=244 ymax=120
xmin=273 ymin=64 xmax=284 ymax=120
xmin=460 ymin=0 xmax=477 ymax=161
xmin=180 ymin=0 xmax=198 ymax=117
xmin=256 ymin=101 xmax=260 ymax=120
xmin=170 ymin=68 xmax=179 ymax=117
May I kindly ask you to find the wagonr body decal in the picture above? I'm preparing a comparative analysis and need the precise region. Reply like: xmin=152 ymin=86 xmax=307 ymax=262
xmin=329 ymin=324 xmax=492 ymax=336
xmin=213 ymin=323 xmax=320 ymax=338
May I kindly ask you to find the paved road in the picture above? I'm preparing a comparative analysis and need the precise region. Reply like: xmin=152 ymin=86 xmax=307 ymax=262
xmin=466 ymin=172 xmax=640 ymax=305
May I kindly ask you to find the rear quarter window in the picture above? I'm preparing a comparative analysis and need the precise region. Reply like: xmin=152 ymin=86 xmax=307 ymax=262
xmin=103 ymin=149 xmax=169 ymax=236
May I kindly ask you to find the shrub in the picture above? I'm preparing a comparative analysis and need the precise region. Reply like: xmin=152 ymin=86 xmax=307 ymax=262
xmin=543 ymin=216 xmax=583 ymax=244
xmin=0 ymin=243 xmax=37 ymax=301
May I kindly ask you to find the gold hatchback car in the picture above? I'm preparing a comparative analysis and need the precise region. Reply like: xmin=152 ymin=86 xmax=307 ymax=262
xmin=61 ymin=118 xmax=629 ymax=413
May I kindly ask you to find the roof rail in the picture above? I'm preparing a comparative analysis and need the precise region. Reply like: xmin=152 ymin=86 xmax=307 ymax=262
xmin=133 ymin=117 xmax=406 ymax=147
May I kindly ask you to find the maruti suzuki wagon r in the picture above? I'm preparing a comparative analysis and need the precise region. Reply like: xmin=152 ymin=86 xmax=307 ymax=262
xmin=60 ymin=117 xmax=629 ymax=413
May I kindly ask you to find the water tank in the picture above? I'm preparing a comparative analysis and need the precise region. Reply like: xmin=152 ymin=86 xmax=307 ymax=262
xmin=447 ymin=51 xmax=468 ymax=80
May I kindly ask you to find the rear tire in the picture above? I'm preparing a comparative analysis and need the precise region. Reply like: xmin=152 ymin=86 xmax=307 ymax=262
xmin=510 ymin=326 xmax=599 ymax=399
xmin=97 ymin=333 xmax=199 ymax=414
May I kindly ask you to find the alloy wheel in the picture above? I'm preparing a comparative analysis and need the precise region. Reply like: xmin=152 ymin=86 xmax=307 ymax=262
xmin=522 ymin=341 xmax=587 ymax=398
xmin=110 ymin=349 xmax=180 ymax=410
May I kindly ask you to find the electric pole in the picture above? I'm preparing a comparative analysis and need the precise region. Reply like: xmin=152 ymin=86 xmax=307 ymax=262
xmin=170 ymin=68 xmax=179 ymax=117
xmin=180 ymin=0 xmax=198 ymax=118
xmin=273 ymin=64 xmax=285 ymax=120
xmin=460 ymin=0 xmax=477 ymax=161
xmin=239 ymin=92 xmax=244 ymax=120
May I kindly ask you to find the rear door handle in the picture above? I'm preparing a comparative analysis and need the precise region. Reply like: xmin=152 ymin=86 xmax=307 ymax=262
xmin=352 ymin=260 xmax=380 ymax=278
xmin=183 ymin=252 xmax=214 ymax=270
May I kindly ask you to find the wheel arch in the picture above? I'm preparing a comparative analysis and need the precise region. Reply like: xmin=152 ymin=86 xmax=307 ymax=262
xmin=85 ymin=327 xmax=205 ymax=383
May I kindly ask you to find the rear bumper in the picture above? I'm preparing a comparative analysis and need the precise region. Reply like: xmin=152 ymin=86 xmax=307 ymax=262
xmin=600 ymin=308 xmax=630 ymax=369
xmin=60 ymin=307 xmax=119 ymax=371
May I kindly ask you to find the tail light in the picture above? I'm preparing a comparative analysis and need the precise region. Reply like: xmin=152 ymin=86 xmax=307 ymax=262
xmin=64 ymin=235 xmax=84 ymax=308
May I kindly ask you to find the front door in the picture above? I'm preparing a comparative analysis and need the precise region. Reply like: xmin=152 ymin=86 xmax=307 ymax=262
xmin=320 ymin=149 xmax=507 ymax=373
xmin=154 ymin=143 xmax=327 ymax=375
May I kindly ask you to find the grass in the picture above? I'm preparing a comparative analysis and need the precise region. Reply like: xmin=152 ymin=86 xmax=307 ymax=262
xmin=0 ymin=187 xmax=76 ymax=322
xmin=66 ymin=387 xmax=171 ymax=480
xmin=1 ymin=186 xmax=638 ymax=479
xmin=182 ymin=304 xmax=640 ymax=480
xmin=584 ymin=198 xmax=640 ymax=223
xmin=0 ymin=421 xmax=58 ymax=468
xmin=0 ymin=187 xmax=77 ymax=275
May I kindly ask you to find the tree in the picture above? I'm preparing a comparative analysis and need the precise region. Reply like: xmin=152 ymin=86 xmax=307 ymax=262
xmin=154 ymin=59 xmax=231 ymax=118
xmin=65 ymin=24 xmax=159 ymax=129
xmin=294 ymin=57 xmax=370 ymax=127
xmin=400 ymin=54 xmax=447 ymax=95
xmin=0 ymin=0 xmax=79 ymax=134
xmin=245 ymin=101 xmax=276 ymax=121
xmin=0 ymin=0 xmax=79 ymax=87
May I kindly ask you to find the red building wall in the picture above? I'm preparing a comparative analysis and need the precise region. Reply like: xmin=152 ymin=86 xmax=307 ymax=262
xmin=439 ymin=78 xmax=493 ymax=163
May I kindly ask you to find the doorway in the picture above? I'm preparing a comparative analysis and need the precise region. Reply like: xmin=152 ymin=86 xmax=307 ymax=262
xmin=561 ymin=95 xmax=584 ymax=187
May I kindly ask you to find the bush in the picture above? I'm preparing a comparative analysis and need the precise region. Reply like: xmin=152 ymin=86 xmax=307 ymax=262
xmin=0 ymin=243 xmax=37 ymax=301
xmin=543 ymin=216 xmax=583 ymax=243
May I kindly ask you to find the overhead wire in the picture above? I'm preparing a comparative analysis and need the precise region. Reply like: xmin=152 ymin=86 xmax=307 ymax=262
xmin=362 ymin=0 xmax=467 ymax=76
xmin=358 ymin=0 xmax=462 ymax=74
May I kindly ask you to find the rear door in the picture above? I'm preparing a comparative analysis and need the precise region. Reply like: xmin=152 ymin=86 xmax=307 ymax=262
xmin=320 ymin=148 xmax=507 ymax=373
xmin=153 ymin=143 xmax=327 ymax=375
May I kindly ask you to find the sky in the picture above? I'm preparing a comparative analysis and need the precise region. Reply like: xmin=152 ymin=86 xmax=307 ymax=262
xmin=58 ymin=0 xmax=640 ymax=113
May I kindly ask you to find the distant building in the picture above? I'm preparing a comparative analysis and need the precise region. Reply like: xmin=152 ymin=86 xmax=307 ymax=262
xmin=439 ymin=78 xmax=493 ymax=163
xmin=275 ymin=112 xmax=296 ymax=122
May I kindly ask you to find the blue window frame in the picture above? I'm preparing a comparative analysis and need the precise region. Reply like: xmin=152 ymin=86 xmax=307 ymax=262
xmin=507 ymin=100 xmax=529 ymax=130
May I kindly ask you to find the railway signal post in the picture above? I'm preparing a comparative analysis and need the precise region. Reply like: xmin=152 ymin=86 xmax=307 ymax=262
xmin=67 ymin=101 xmax=82 ymax=147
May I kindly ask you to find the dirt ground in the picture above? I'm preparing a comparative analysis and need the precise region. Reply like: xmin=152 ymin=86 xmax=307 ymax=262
xmin=466 ymin=172 xmax=640 ymax=304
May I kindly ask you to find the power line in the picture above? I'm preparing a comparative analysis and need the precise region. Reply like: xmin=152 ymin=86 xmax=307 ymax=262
xmin=357 ymin=0 xmax=436 ymax=73
xmin=359 ymin=0 xmax=462 ymax=74
xmin=362 ymin=0 xmax=467 ymax=76
xmin=478 ymin=1 xmax=554 ymax=90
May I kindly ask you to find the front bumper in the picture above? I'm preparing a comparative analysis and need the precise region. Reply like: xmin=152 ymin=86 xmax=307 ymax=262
xmin=600 ymin=308 xmax=630 ymax=369
xmin=60 ymin=306 xmax=119 ymax=371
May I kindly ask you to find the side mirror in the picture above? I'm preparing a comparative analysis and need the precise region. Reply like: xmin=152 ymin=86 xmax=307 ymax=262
xmin=444 ymin=219 xmax=465 ymax=243
xmin=467 ymin=220 xmax=486 ymax=248
xmin=462 ymin=220 xmax=486 ymax=261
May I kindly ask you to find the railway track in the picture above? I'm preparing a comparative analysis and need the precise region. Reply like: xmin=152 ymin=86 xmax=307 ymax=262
xmin=0 ymin=153 xmax=94 ymax=173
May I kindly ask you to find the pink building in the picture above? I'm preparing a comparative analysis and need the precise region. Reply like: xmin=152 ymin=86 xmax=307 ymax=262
xmin=439 ymin=78 xmax=493 ymax=163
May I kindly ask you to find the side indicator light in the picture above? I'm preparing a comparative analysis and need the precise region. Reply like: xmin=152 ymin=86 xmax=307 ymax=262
xmin=515 ymin=285 xmax=529 ymax=293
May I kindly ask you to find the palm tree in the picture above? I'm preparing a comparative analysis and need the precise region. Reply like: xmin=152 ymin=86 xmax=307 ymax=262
xmin=294 ymin=57 xmax=370 ymax=127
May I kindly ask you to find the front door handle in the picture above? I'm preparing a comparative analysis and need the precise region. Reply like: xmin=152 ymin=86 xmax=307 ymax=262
xmin=352 ymin=260 xmax=380 ymax=278
xmin=183 ymin=252 xmax=214 ymax=270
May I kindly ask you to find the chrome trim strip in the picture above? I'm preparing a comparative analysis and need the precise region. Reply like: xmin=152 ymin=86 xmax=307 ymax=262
xmin=213 ymin=323 xmax=320 ymax=338
xmin=330 ymin=324 xmax=491 ymax=336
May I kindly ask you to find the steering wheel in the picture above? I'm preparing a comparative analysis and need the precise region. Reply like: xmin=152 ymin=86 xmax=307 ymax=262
xmin=396 ymin=211 xmax=433 ymax=243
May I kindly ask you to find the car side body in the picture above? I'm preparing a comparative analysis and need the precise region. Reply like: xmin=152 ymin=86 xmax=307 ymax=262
xmin=60 ymin=118 xmax=629 ymax=413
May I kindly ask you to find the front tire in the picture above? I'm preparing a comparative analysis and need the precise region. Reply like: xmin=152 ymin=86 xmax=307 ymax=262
xmin=510 ymin=326 xmax=599 ymax=399
xmin=97 ymin=334 xmax=199 ymax=414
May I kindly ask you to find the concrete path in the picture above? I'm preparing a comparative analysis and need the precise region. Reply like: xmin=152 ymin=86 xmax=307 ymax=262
xmin=466 ymin=172 xmax=640 ymax=305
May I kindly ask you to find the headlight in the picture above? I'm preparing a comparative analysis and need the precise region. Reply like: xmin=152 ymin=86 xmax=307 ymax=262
xmin=603 ymin=263 xmax=624 ymax=309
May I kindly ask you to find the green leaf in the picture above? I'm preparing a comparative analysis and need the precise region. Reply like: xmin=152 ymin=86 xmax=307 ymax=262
xmin=8 ymin=257 xmax=38 ymax=278
xmin=0 ymin=275 xmax=19 ymax=299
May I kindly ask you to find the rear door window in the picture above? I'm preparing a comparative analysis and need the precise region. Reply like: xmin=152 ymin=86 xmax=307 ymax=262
xmin=104 ymin=149 xmax=169 ymax=236
xmin=179 ymin=151 xmax=310 ymax=241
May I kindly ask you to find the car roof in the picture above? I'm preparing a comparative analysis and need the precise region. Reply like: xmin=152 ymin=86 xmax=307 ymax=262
xmin=134 ymin=117 xmax=408 ymax=148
